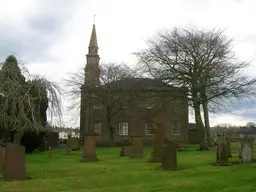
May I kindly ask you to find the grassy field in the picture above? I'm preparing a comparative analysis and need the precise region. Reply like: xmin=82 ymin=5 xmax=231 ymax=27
xmin=0 ymin=147 xmax=256 ymax=192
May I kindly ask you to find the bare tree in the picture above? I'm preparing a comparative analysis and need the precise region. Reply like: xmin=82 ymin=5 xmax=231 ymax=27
xmin=246 ymin=122 xmax=256 ymax=128
xmin=134 ymin=27 xmax=256 ymax=149
xmin=64 ymin=62 xmax=138 ymax=142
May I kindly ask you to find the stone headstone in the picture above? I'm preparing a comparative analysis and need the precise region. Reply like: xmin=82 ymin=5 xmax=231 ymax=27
xmin=119 ymin=140 xmax=132 ymax=157
xmin=149 ymin=124 xmax=165 ymax=162
xmin=39 ymin=137 xmax=47 ymax=152
xmin=48 ymin=146 xmax=52 ymax=159
xmin=226 ymin=137 xmax=232 ymax=158
xmin=81 ymin=132 xmax=99 ymax=162
xmin=65 ymin=134 xmax=72 ymax=155
xmin=240 ymin=136 xmax=253 ymax=163
xmin=3 ymin=144 xmax=26 ymax=181
xmin=130 ymin=134 xmax=143 ymax=158
xmin=215 ymin=136 xmax=231 ymax=166
xmin=71 ymin=137 xmax=80 ymax=150
xmin=161 ymin=140 xmax=178 ymax=170
xmin=0 ymin=145 xmax=5 ymax=172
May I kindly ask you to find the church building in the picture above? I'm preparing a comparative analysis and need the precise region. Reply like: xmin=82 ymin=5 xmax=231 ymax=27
xmin=80 ymin=24 xmax=189 ymax=145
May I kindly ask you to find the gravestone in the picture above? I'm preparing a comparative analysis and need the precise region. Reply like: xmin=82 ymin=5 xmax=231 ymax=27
xmin=226 ymin=137 xmax=232 ymax=158
xmin=161 ymin=138 xmax=178 ymax=170
xmin=3 ymin=144 xmax=26 ymax=181
xmin=39 ymin=137 xmax=47 ymax=152
xmin=215 ymin=136 xmax=231 ymax=166
xmin=81 ymin=132 xmax=99 ymax=162
xmin=240 ymin=136 xmax=253 ymax=163
xmin=0 ymin=145 xmax=5 ymax=172
xmin=119 ymin=140 xmax=132 ymax=157
xmin=71 ymin=137 xmax=80 ymax=151
xmin=149 ymin=124 xmax=165 ymax=162
xmin=48 ymin=146 xmax=52 ymax=159
xmin=65 ymin=133 xmax=72 ymax=155
xmin=130 ymin=134 xmax=143 ymax=158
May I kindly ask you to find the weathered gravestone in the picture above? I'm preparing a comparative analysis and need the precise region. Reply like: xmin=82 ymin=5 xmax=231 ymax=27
xmin=0 ymin=145 xmax=5 ymax=172
xmin=215 ymin=136 xmax=231 ymax=166
xmin=226 ymin=136 xmax=232 ymax=158
xmin=161 ymin=138 xmax=178 ymax=171
xmin=119 ymin=139 xmax=132 ymax=157
xmin=239 ymin=136 xmax=253 ymax=163
xmin=130 ymin=134 xmax=143 ymax=158
xmin=3 ymin=144 xmax=26 ymax=181
xmin=65 ymin=133 xmax=72 ymax=155
xmin=48 ymin=146 xmax=52 ymax=159
xmin=71 ymin=137 xmax=80 ymax=151
xmin=81 ymin=132 xmax=99 ymax=162
xmin=149 ymin=124 xmax=165 ymax=162
xmin=39 ymin=136 xmax=47 ymax=152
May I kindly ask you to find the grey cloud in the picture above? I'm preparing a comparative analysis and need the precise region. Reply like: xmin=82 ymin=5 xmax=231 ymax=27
xmin=0 ymin=0 xmax=80 ymax=62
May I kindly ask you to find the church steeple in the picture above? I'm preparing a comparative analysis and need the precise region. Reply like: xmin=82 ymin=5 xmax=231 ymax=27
xmin=84 ymin=24 xmax=100 ymax=87
xmin=88 ymin=24 xmax=98 ymax=55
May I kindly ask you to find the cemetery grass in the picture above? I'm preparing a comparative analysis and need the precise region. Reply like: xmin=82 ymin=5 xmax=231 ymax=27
xmin=1 ymin=147 xmax=256 ymax=192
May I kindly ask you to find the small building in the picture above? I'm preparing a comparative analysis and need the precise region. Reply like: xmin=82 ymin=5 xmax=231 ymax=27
xmin=188 ymin=123 xmax=201 ymax=144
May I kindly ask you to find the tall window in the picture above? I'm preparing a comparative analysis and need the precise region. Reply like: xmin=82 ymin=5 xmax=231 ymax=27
xmin=145 ymin=121 xmax=154 ymax=135
xmin=119 ymin=121 xmax=129 ymax=136
xmin=145 ymin=97 xmax=154 ymax=109
xmin=171 ymin=121 xmax=180 ymax=135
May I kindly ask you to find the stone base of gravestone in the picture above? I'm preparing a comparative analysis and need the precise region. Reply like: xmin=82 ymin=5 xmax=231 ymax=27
xmin=161 ymin=141 xmax=178 ymax=171
xmin=3 ymin=144 xmax=26 ymax=181
xmin=71 ymin=137 xmax=80 ymax=151
xmin=120 ymin=140 xmax=132 ymax=157
xmin=81 ymin=132 xmax=99 ymax=162
xmin=130 ymin=134 xmax=143 ymax=158
xmin=149 ymin=124 xmax=165 ymax=163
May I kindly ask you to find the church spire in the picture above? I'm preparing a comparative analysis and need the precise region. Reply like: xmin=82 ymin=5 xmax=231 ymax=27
xmin=88 ymin=24 xmax=98 ymax=54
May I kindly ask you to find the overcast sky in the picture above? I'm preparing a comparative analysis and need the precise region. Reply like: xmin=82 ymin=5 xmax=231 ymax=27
xmin=1 ymin=0 xmax=256 ymax=127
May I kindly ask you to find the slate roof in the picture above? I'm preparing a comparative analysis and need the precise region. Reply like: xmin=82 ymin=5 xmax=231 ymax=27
xmin=239 ymin=130 xmax=256 ymax=135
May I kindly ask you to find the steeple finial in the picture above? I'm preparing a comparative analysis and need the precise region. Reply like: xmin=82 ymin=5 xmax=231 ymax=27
xmin=88 ymin=23 xmax=98 ymax=48
xmin=94 ymin=14 xmax=96 ymax=24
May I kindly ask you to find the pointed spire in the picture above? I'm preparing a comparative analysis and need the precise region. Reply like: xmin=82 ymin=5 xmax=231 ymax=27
xmin=89 ymin=24 xmax=98 ymax=48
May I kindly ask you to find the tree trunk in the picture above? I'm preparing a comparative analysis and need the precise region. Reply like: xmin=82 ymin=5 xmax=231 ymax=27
xmin=106 ymin=116 xmax=114 ymax=145
xmin=202 ymin=101 xmax=212 ymax=147
xmin=13 ymin=132 xmax=23 ymax=145
xmin=193 ymin=102 xmax=209 ymax=151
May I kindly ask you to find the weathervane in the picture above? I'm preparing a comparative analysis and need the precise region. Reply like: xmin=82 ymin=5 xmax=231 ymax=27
xmin=94 ymin=14 xmax=96 ymax=24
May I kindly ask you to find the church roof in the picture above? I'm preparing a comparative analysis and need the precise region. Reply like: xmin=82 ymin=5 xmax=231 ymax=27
xmin=89 ymin=24 xmax=98 ymax=47
xmin=103 ymin=78 xmax=186 ymax=92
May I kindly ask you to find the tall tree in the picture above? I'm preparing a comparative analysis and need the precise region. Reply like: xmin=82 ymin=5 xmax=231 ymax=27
xmin=134 ymin=27 xmax=256 ymax=149
xmin=0 ymin=55 xmax=62 ymax=141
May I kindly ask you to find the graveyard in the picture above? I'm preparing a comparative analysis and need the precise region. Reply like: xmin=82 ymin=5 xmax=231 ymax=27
xmin=0 ymin=146 xmax=256 ymax=192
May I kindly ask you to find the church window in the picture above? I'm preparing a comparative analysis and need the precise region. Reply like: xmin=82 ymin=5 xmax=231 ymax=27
xmin=119 ymin=121 xmax=129 ymax=136
xmin=145 ymin=121 xmax=154 ymax=135
xmin=170 ymin=121 xmax=180 ymax=135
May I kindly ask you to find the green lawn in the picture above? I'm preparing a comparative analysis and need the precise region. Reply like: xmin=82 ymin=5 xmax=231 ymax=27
xmin=0 ymin=147 xmax=256 ymax=192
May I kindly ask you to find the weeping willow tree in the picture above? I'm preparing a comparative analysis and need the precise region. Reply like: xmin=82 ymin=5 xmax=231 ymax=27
xmin=0 ymin=55 xmax=62 ymax=142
